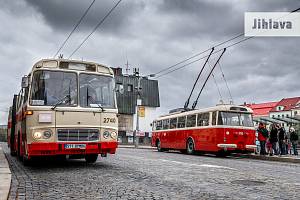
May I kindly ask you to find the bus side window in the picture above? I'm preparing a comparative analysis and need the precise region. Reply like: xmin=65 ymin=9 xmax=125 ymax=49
xmin=177 ymin=116 xmax=186 ymax=128
xmin=186 ymin=115 xmax=196 ymax=127
xmin=162 ymin=119 xmax=170 ymax=130
xmin=212 ymin=111 xmax=217 ymax=126
xmin=170 ymin=118 xmax=177 ymax=129
xmin=156 ymin=121 xmax=162 ymax=130
xmin=197 ymin=113 xmax=209 ymax=126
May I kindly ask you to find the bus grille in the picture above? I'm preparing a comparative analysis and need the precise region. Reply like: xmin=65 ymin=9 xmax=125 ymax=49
xmin=57 ymin=129 xmax=99 ymax=141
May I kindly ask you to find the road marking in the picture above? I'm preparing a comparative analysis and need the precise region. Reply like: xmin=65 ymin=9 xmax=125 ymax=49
xmin=121 ymin=155 xmax=236 ymax=170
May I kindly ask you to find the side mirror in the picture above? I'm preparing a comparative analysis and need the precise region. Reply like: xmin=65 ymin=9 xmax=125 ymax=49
xmin=21 ymin=76 xmax=29 ymax=88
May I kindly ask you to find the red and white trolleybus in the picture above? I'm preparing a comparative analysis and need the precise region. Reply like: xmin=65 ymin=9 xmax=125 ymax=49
xmin=151 ymin=105 xmax=256 ymax=155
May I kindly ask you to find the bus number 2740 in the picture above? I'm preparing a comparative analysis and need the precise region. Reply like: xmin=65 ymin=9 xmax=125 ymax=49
xmin=103 ymin=118 xmax=116 ymax=123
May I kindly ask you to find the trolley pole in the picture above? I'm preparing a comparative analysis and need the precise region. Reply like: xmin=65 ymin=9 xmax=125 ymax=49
xmin=134 ymin=68 xmax=141 ymax=148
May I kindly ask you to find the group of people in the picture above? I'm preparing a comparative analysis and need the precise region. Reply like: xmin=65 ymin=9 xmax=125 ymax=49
xmin=257 ymin=122 xmax=299 ymax=156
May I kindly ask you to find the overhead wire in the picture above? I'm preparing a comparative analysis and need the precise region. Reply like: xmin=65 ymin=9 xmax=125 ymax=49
xmin=217 ymin=61 xmax=234 ymax=104
xmin=153 ymin=33 xmax=243 ymax=76
xmin=53 ymin=0 xmax=96 ymax=58
xmin=68 ymin=0 xmax=123 ymax=59
xmin=155 ymin=37 xmax=253 ymax=79
xmin=153 ymin=7 xmax=300 ymax=79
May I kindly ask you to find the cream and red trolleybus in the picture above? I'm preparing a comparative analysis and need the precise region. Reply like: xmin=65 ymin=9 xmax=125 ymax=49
xmin=151 ymin=105 xmax=256 ymax=155
xmin=7 ymin=59 xmax=118 ymax=164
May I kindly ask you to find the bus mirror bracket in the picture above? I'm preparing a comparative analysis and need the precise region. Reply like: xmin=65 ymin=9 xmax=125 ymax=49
xmin=21 ymin=76 xmax=29 ymax=88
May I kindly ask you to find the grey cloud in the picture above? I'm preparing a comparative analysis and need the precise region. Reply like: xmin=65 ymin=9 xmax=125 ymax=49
xmin=24 ymin=0 xmax=145 ymax=35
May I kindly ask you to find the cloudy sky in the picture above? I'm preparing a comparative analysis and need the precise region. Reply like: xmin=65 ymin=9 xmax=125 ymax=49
xmin=0 ymin=0 xmax=299 ymax=123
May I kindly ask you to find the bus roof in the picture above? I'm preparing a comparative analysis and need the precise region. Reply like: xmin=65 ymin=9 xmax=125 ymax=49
xmin=31 ymin=59 xmax=114 ymax=75
xmin=156 ymin=104 xmax=253 ymax=121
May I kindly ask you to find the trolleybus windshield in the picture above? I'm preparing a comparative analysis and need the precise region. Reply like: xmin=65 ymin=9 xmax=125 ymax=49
xmin=218 ymin=111 xmax=253 ymax=127
xmin=30 ymin=70 xmax=77 ymax=106
xmin=79 ymin=74 xmax=115 ymax=109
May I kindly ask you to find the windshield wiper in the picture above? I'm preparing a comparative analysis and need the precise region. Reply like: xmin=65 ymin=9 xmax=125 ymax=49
xmin=86 ymin=86 xmax=105 ymax=112
xmin=88 ymin=95 xmax=105 ymax=112
xmin=51 ymin=95 xmax=71 ymax=110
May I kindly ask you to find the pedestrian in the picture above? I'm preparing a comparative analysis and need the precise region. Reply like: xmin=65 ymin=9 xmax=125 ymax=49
xmin=285 ymin=129 xmax=291 ymax=155
xmin=278 ymin=124 xmax=286 ymax=155
xmin=289 ymin=127 xmax=298 ymax=156
xmin=266 ymin=138 xmax=272 ymax=155
xmin=257 ymin=123 xmax=268 ymax=155
xmin=269 ymin=124 xmax=278 ymax=156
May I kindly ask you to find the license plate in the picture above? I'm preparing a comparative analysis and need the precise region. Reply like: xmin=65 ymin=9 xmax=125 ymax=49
xmin=64 ymin=144 xmax=86 ymax=149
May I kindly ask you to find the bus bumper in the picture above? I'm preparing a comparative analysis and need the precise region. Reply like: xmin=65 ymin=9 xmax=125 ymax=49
xmin=27 ymin=142 xmax=118 ymax=157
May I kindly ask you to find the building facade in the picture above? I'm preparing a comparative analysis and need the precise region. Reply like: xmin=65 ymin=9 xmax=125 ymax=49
xmin=112 ymin=68 xmax=160 ymax=144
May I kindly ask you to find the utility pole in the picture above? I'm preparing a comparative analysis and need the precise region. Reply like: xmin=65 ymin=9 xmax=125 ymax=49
xmin=133 ymin=68 xmax=141 ymax=148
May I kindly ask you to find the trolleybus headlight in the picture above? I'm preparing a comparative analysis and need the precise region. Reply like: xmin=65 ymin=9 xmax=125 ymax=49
xmin=43 ymin=130 xmax=52 ymax=139
xmin=103 ymin=131 xmax=110 ymax=139
xmin=33 ymin=131 xmax=42 ymax=139
xmin=110 ymin=131 xmax=117 ymax=139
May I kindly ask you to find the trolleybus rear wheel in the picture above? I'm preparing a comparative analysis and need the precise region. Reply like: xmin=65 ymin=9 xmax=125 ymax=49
xmin=85 ymin=154 xmax=98 ymax=163
xmin=186 ymin=138 xmax=195 ymax=155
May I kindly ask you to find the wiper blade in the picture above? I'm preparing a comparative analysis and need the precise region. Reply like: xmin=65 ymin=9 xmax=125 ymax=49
xmin=88 ymin=95 xmax=105 ymax=112
xmin=51 ymin=95 xmax=71 ymax=110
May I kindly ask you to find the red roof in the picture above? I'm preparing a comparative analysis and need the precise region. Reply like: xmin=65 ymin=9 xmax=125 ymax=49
xmin=270 ymin=97 xmax=300 ymax=112
xmin=245 ymin=102 xmax=278 ymax=117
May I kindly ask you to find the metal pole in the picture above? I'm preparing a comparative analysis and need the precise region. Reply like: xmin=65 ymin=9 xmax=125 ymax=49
xmin=134 ymin=70 xmax=141 ymax=148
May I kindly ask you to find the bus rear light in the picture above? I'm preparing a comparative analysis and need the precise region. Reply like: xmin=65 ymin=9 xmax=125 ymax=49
xmin=26 ymin=110 xmax=33 ymax=115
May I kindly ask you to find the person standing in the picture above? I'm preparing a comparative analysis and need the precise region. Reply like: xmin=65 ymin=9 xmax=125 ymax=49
xmin=269 ymin=124 xmax=278 ymax=156
xmin=290 ymin=127 xmax=298 ymax=156
xmin=257 ymin=123 xmax=268 ymax=155
xmin=278 ymin=125 xmax=286 ymax=155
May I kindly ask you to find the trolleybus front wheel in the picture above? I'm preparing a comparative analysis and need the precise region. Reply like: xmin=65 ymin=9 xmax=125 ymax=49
xmin=186 ymin=138 xmax=195 ymax=155
xmin=85 ymin=154 xmax=98 ymax=163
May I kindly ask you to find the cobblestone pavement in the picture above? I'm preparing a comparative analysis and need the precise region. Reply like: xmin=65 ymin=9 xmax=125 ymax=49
xmin=2 ymin=144 xmax=300 ymax=200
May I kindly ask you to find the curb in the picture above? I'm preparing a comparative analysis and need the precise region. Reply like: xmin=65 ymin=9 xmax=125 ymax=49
xmin=118 ymin=145 xmax=156 ymax=150
xmin=233 ymin=153 xmax=300 ymax=164
xmin=0 ymin=146 xmax=11 ymax=200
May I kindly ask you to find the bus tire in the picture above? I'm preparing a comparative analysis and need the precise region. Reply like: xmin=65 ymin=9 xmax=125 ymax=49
xmin=10 ymin=147 xmax=16 ymax=156
xmin=17 ymin=133 xmax=22 ymax=160
xmin=216 ymin=151 xmax=229 ymax=157
xmin=22 ymin=155 xmax=31 ymax=166
xmin=186 ymin=138 xmax=195 ymax=155
xmin=85 ymin=154 xmax=98 ymax=163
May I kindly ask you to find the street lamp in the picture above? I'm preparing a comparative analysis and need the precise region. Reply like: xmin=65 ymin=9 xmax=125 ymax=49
xmin=134 ymin=71 xmax=155 ymax=148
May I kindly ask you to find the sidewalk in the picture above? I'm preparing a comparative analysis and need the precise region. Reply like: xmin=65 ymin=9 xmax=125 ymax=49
xmin=118 ymin=144 xmax=155 ymax=150
xmin=234 ymin=153 xmax=300 ymax=164
xmin=118 ymin=144 xmax=300 ymax=163
xmin=0 ymin=146 xmax=11 ymax=200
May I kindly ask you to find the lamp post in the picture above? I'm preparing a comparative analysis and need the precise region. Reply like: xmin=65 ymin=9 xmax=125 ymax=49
xmin=133 ymin=70 xmax=155 ymax=148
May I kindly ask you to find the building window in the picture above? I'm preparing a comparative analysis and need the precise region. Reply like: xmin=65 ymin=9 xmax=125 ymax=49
xmin=278 ymin=115 xmax=280 ymax=118
xmin=127 ymin=84 xmax=133 ymax=92
xmin=286 ymin=114 xmax=289 ymax=117
xmin=295 ymin=111 xmax=298 ymax=115
xmin=282 ymin=114 xmax=284 ymax=118
xmin=272 ymin=115 xmax=275 ymax=118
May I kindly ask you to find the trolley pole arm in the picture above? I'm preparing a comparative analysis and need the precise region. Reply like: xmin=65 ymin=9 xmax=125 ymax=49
xmin=184 ymin=47 xmax=214 ymax=110
xmin=191 ymin=48 xmax=226 ymax=110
